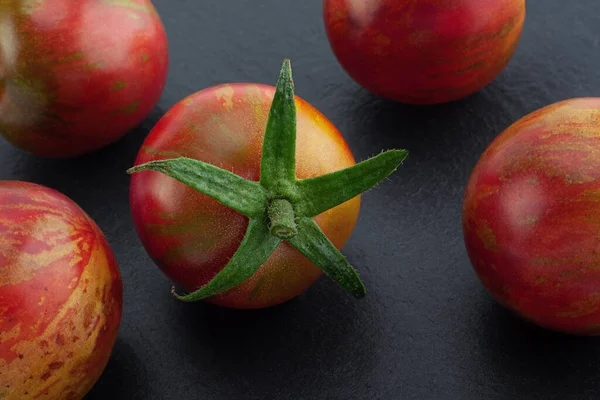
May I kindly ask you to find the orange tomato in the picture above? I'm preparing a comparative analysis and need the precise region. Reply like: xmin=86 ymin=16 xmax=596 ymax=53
xmin=130 ymin=83 xmax=361 ymax=308
xmin=0 ymin=181 xmax=122 ymax=400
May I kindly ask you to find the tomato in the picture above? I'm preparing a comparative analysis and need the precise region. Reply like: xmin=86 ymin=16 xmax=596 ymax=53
xmin=130 ymin=83 xmax=362 ymax=309
xmin=323 ymin=0 xmax=526 ymax=104
xmin=0 ymin=181 xmax=122 ymax=399
xmin=129 ymin=61 xmax=406 ymax=308
xmin=0 ymin=0 xmax=168 ymax=157
xmin=463 ymin=98 xmax=600 ymax=335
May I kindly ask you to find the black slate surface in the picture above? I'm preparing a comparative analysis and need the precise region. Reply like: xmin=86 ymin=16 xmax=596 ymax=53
xmin=2 ymin=1 xmax=600 ymax=399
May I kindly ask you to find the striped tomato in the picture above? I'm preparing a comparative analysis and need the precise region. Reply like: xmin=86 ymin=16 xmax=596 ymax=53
xmin=0 ymin=181 xmax=122 ymax=399
xmin=128 ymin=61 xmax=407 ymax=309
xmin=323 ymin=0 xmax=526 ymax=104
xmin=463 ymin=98 xmax=600 ymax=335
xmin=130 ymin=83 xmax=362 ymax=309
xmin=0 ymin=0 xmax=169 ymax=157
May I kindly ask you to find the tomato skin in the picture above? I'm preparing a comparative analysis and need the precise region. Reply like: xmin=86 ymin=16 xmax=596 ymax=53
xmin=323 ymin=0 xmax=526 ymax=104
xmin=0 ymin=181 xmax=122 ymax=399
xmin=463 ymin=98 xmax=600 ymax=335
xmin=130 ymin=83 xmax=361 ymax=309
xmin=0 ymin=0 xmax=168 ymax=157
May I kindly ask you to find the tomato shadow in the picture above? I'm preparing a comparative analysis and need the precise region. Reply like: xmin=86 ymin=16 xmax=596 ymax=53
xmin=2 ymin=107 xmax=166 ymax=231
xmin=164 ymin=279 xmax=380 ymax=399
xmin=84 ymin=338 xmax=150 ymax=400
xmin=475 ymin=297 xmax=600 ymax=396
xmin=321 ymin=84 xmax=521 ymax=220
xmin=328 ymin=81 xmax=521 ymax=159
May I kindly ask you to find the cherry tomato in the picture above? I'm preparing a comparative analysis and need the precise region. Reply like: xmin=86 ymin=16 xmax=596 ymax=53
xmin=323 ymin=0 xmax=526 ymax=104
xmin=0 ymin=181 xmax=122 ymax=399
xmin=0 ymin=0 xmax=168 ymax=157
xmin=130 ymin=83 xmax=361 ymax=309
xmin=463 ymin=98 xmax=600 ymax=335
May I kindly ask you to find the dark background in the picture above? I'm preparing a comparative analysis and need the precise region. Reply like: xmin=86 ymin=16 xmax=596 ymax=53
xmin=2 ymin=1 xmax=600 ymax=399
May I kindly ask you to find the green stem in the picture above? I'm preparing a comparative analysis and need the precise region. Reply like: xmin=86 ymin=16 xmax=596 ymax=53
xmin=268 ymin=199 xmax=298 ymax=239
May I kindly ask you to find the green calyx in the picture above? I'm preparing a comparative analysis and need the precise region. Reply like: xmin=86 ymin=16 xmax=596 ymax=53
xmin=127 ymin=59 xmax=408 ymax=301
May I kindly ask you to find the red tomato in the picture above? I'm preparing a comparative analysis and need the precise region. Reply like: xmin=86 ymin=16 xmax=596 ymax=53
xmin=0 ymin=181 xmax=122 ymax=399
xmin=130 ymin=83 xmax=361 ymax=309
xmin=0 ymin=0 xmax=168 ymax=157
xmin=463 ymin=98 xmax=600 ymax=335
xmin=323 ymin=0 xmax=526 ymax=104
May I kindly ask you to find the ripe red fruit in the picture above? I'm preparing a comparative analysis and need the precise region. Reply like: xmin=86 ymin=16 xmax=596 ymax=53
xmin=323 ymin=0 xmax=526 ymax=104
xmin=0 ymin=0 xmax=169 ymax=157
xmin=129 ymin=61 xmax=407 ymax=309
xmin=0 ymin=181 xmax=123 ymax=399
xmin=463 ymin=98 xmax=600 ymax=335
xmin=130 ymin=84 xmax=361 ymax=309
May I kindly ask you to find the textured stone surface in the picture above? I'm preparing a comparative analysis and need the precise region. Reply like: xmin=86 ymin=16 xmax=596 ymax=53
xmin=2 ymin=1 xmax=600 ymax=399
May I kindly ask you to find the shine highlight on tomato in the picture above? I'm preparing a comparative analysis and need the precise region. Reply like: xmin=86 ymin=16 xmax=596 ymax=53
xmin=323 ymin=0 xmax=526 ymax=104
xmin=0 ymin=181 xmax=122 ymax=400
xmin=463 ymin=98 xmax=600 ymax=335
